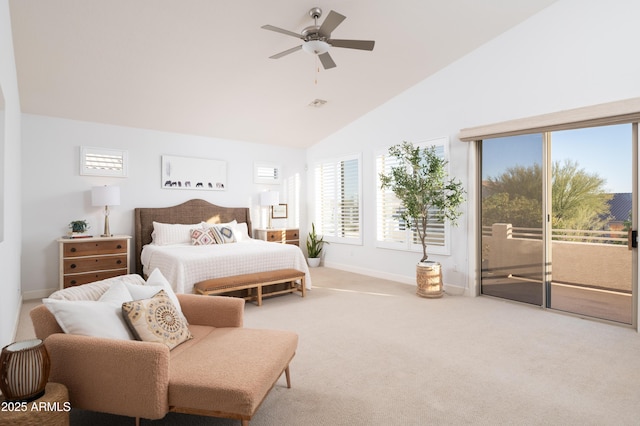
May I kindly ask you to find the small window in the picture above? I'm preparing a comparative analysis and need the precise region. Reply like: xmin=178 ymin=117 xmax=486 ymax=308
xmin=254 ymin=163 xmax=282 ymax=184
xmin=80 ymin=146 xmax=128 ymax=177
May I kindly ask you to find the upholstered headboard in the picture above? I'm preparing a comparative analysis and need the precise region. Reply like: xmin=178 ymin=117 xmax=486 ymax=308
xmin=134 ymin=199 xmax=252 ymax=275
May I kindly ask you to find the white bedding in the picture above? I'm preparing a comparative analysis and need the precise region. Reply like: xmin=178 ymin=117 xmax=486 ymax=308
xmin=141 ymin=239 xmax=312 ymax=294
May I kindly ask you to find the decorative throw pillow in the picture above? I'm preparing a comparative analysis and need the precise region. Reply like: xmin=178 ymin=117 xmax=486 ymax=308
xmin=191 ymin=228 xmax=216 ymax=245
xmin=211 ymin=225 xmax=237 ymax=244
xmin=121 ymin=290 xmax=192 ymax=350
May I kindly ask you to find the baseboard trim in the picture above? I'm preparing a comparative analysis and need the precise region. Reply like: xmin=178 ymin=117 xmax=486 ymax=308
xmin=322 ymin=260 xmax=467 ymax=296
xmin=23 ymin=288 xmax=56 ymax=301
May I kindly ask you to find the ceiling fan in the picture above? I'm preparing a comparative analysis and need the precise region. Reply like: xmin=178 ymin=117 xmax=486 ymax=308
xmin=261 ymin=7 xmax=375 ymax=70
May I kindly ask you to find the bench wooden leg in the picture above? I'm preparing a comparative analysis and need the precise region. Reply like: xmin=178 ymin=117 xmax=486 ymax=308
xmin=257 ymin=285 xmax=262 ymax=306
xmin=300 ymin=276 xmax=306 ymax=297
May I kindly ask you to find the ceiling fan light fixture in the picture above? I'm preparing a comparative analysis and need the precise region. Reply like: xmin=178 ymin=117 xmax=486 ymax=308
xmin=302 ymin=39 xmax=330 ymax=55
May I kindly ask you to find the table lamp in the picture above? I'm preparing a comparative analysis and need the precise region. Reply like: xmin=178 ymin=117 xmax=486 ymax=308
xmin=260 ymin=191 xmax=279 ymax=229
xmin=92 ymin=185 xmax=120 ymax=237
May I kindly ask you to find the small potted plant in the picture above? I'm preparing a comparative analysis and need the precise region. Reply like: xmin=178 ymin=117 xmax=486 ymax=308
xmin=306 ymin=223 xmax=326 ymax=267
xmin=68 ymin=220 xmax=90 ymax=237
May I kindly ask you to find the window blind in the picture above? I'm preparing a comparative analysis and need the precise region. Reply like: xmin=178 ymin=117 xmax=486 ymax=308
xmin=314 ymin=155 xmax=362 ymax=244
xmin=375 ymin=139 xmax=449 ymax=254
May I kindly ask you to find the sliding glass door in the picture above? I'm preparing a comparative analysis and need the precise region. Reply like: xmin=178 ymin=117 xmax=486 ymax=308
xmin=481 ymin=124 xmax=636 ymax=324
xmin=548 ymin=125 xmax=634 ymax=323
xmin=480 ymin=134 xmax=544 ymax=305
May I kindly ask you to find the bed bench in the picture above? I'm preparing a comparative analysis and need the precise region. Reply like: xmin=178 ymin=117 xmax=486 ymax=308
xmin=194 ymin=268 xmax=306 ymax=306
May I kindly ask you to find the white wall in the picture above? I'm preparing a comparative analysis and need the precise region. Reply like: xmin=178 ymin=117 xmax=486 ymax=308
xmin=21 ymin=115 xmax=307 ymax=298
xmin=0 ymin=0 xmax=22 ymax=347
xmin=308 ymin=0 xmax=640 ymax=295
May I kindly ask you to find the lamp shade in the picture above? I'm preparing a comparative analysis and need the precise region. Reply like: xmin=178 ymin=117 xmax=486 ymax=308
xmin=260 ymin=191 xmax=280 ymax=206
xmin=92 ymin=185 xmax=120 ymax=207
xmin=0 ymin=339 xmax=50 ymax=402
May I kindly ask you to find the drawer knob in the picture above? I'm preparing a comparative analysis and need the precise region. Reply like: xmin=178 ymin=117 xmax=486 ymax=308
xmin=117 ymin=260 xmax=122 ymax=265
xmin=70 ymin=280 xmax=77 ymax=285
xmin=70 ymin=247 xmax=77 ymax=253
xmin=70 ymin=264 xmax=76 ymax=269
xmin=117 ymin=244 xmax=122 ymax=249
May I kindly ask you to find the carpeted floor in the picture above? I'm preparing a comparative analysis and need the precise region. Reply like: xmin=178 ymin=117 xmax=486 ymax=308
xmin=14 ymin=267 xmax=640 ymax=425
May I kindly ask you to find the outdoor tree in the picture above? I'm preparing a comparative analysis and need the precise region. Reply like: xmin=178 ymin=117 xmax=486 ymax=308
xmin=483 ymin=160 xmax=612 ymax=230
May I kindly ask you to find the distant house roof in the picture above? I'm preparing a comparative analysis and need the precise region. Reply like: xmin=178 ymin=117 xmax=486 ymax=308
xmin=607 ymin=193 xmax=632 ymax=223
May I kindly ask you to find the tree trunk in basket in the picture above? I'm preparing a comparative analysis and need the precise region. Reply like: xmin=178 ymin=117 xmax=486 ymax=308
xmin=416 ymin=261 xmax=443 ymax=298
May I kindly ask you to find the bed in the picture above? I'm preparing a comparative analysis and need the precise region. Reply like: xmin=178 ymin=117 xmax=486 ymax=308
xmin=134 ymin=199 xmax=311 ymax=294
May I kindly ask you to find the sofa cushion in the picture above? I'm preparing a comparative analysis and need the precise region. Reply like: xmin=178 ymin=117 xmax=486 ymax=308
xmin=49 ymin=274 xmax=146 ymax=302
xmin=122 ymin=290 xmax=192 ymax=350
xmin=168 ymin=327 xmax=298 ymax=416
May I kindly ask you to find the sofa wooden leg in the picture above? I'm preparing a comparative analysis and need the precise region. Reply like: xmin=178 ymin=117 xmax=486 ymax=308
xmin=135 ymin=417 xmax=140 ymax=426
xmin=241 ymin=420 xmax=249 ymax=426
xmin=285 ymin=365 xmax=291 ymax=388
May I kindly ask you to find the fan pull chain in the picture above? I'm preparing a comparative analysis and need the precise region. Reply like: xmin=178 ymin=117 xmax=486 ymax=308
xmin=315 ymin=55 xmax=320 ymax=85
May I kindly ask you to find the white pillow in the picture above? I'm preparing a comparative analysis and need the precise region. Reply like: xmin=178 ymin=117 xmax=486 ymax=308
xmin=125 ymin=268 xmax=185 ymax=319
xmin=151 ymin=221 xmax=201 ymax=246
xmin=234 ymin=222 xmax=252 ymax=241
xmin=98 ymin=282 xmax=133 ymax=306
xmin=42 ymin=298 xmax=134 ymax=340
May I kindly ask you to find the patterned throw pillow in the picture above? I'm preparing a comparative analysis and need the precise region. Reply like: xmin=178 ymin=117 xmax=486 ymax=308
xmin=121 ymin=290 xmax=192 ymax=350
xmin=211 ymin=225 xmax=237 ymax=244
xmin=190 ymin=228 xmax=216 ymax=245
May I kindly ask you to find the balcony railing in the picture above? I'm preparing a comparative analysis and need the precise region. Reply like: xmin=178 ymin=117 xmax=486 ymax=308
xmin=482 ymin=225 xmax=627 ymax=244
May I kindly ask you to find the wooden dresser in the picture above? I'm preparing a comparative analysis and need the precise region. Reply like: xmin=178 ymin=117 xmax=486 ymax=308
xmin=57 ymin=235 xmax=131 ymax=289
xmin=254 ymin=228 xmax=300 ymax=246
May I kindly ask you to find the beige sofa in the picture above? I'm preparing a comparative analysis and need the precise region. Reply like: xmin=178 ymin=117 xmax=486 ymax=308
xmin=30 ymin=275 xmax=298 ymax=425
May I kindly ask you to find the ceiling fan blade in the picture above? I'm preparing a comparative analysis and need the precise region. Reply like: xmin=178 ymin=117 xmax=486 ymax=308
xmin=269 ymin=45 xmax=303 ymax=59
xmin=318 ymin=10 xmax=346 ymax=38
xmin=261 ymin=24 xmax=303 ymax=39
xmin=329 ymin=39 xmax=375 ymax=51
xmin=318 ymin=52 xmax=337 ymax=70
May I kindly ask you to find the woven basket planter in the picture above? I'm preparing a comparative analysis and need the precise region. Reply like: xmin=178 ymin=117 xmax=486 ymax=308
xmin=416 ymin=261 xmax=443 ymax=298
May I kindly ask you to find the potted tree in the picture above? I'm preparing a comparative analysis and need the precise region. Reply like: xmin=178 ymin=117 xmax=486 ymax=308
xmin=379 ymin=141 xmax=465 ymax=298
xmin=306 ymin=223 xmax=326 ymax=267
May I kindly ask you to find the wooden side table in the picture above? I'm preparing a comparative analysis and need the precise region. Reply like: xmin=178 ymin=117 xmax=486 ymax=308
xmin=0 ymin=382 xmax=70 ymax=425
xmin=254 ymin=228 xmax=300 ymax=246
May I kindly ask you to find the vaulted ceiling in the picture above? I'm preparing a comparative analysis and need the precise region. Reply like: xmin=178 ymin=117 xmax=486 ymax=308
xmin=9 ymin=0 xmax=557 ymax=148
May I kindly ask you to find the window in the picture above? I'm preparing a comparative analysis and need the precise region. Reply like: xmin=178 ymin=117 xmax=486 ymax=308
xmin=375 ymin=138 xmax=451 ymax=255
xmin=80 ymin=146 xmax=128 ymax=177
xmin=254 ymin=162 xmax=282 ymax=184
xmin=314 ymin=154 xmax=362 ymax=244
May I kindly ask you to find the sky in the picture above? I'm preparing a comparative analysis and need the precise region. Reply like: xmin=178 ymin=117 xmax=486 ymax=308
xmin=482 ymin=123 xmax=633 ymax=193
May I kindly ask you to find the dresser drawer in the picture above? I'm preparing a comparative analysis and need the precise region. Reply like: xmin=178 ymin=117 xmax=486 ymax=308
xmin=63 ymin=239 xmax=127 ymax=257
xmin=285 ymin=229 xmax=299 ymax=240
xmin=63 ymin=254 xmax=128 ymax=274
xmin=265 ymin=230 xmax=284 ymax=242
xmin=63 ymin=270 xmax=127 ymax=288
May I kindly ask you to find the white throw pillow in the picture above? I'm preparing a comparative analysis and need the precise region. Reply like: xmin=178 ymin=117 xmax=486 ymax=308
xmin=98 ymin=282 xmax=133 ymax=306
xmin=42 ymin=298 xmax=134 ymax=340
xmin=151 ymin=221 xmax=201 ymax=246
xmin=125 ymin=268 xmax=185 ymax=320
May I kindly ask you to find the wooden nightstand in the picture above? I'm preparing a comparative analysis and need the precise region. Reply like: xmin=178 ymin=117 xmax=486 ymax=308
xmin=57 ymin=235 xmax=131 ymax=289
xmin=254 ymin=228 xmax=300 ymax=246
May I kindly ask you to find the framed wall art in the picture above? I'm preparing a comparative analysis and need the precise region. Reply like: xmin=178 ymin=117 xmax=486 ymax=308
xmin=272 ymin=203 xmax=288 ymax=219
xmin=161 ymin=155 xmax=227 ymax=191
